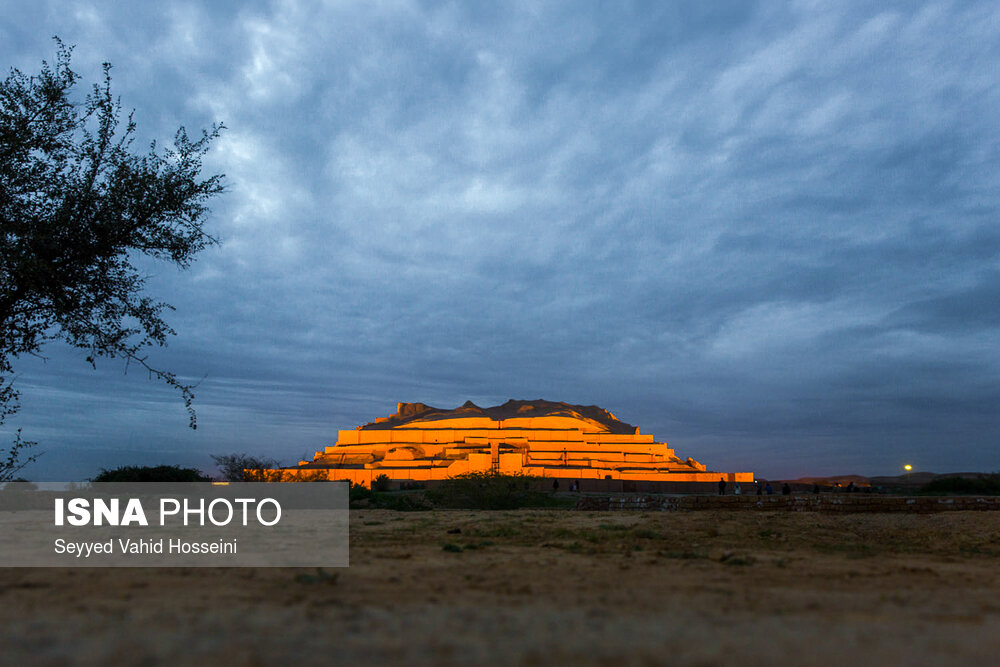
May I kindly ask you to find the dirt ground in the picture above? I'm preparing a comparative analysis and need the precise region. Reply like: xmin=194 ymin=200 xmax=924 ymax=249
xmin=2 ymin=508 xmax=1000 ymax=666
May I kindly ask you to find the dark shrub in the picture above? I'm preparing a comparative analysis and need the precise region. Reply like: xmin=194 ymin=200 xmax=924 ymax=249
xmin=211 ymin=453 xmax=283 ymax=481
xmin=426 ymin=471 xmax=555 ymax=510
xmin=374 ymin=493 xmax=431 ymax=511
xmin=348 ymin=482 xmax=373 ymax=507
xmin=92 ymin=465 xmax=210 ymax=482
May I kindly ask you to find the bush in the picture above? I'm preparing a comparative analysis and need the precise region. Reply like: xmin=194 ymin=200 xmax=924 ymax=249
xmin=91 ymin=465 xmax=210 ymax=482
xmin=211 ymin=453 xmax=283 ymax=482
xmin=399 ymin=481 xmax=426 ymax=490
xmin=349 ymin=482 xmax=373 ymax=504
xmin=371 ymin=474 xmax=392 ymax=492
xmin=426 ymin=471 xmax=554 ymax=510
xmin=374 ymin=493 xmax=432 ymax=511
xmin=347 ymin=481 xmax=431 ymax=511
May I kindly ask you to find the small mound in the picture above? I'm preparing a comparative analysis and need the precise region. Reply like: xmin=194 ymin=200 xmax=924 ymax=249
xmin=362 ymin=399 xmax=637 ymax=434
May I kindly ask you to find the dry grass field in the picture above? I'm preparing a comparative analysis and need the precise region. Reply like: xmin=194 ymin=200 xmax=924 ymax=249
xmin=2 ymin=508 xmax=1000 ymax=665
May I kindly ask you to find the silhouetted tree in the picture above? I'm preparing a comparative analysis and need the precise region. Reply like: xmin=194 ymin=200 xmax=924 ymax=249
xmin=0 ymin=429 xmax=37 ymax=483
xmin=211 ymin=453 xmax=283 ymax=482
xmin=91 ymin=464 xmax=211 ymax=482
xmin=0 ymin=39 xmax=224 ymax=475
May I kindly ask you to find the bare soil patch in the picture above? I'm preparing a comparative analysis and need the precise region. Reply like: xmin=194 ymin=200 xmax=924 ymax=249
xmin=2 ymin=509 xmax=999 ymax=665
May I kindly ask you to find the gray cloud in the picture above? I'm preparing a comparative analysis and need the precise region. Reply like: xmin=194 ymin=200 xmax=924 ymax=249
xmin=2 ymin=0 xmax=999 ymax=479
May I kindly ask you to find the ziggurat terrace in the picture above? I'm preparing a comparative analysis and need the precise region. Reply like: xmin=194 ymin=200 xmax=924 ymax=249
xmin=283 ymin=399 xmax=753 ymax=488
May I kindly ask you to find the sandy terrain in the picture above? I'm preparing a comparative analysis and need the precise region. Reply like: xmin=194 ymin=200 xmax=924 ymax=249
xmin=2 ymin=508 xmax=999 ymax=665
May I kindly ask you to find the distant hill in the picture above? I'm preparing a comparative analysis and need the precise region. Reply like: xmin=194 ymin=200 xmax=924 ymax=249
xmin=791 ymin=474 xmax=872 ymax=486
xmin=785 ymin=472 xmax=995 ymax=488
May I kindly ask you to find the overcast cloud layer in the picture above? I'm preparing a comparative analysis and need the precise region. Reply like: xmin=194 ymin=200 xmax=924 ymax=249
xmin=3 ymin=1 xmax=999 ymax=480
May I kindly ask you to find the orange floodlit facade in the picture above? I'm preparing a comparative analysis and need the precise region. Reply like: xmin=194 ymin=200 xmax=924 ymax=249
xmin=278 ymin=400 xmax=753 ymax=488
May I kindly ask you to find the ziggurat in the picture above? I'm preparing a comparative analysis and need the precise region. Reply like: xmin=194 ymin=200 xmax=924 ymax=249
xmin=282 ymin=399 xmax=753 ymax=488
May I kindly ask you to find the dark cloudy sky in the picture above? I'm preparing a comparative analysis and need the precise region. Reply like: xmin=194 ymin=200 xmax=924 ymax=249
xmin=3 ymin=1 xmax=999 ymax=480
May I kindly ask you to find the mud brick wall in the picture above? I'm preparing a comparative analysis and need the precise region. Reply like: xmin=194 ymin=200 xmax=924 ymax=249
xmin=573 ymin=494 xmax=1000 ymax=512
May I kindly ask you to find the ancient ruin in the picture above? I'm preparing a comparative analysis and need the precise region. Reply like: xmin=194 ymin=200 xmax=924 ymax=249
xmin=280 ymin=399 xmax=753 ymax=488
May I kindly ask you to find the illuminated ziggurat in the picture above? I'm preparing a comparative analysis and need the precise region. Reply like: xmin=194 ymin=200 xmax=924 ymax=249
xmin=284 ymin=399 xmax=753 ymax=487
